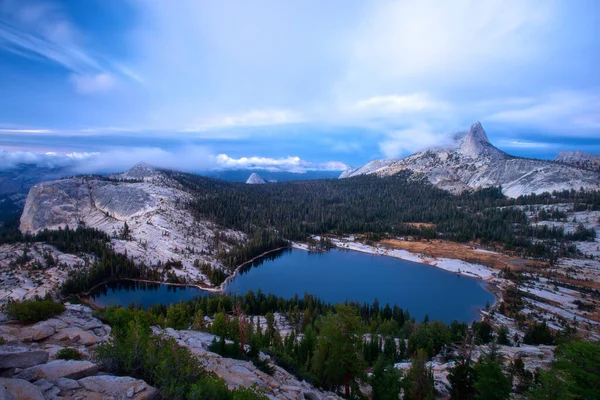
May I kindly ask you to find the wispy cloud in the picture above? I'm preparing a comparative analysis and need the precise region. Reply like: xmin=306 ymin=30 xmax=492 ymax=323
xmin=496 ymin=140 xmax=555 ymax=149
xmin=487 ymin=91 xmax=600 ymax=134
xmin=352 ymin=93 xmax=451 ymax=115
xmin=181 ymin=109 xmax=303 ymax=132
xmin=69 ymin=73 xmax=117 ymax=94
xmin=0 ymin=0 xmax=135 ymax=93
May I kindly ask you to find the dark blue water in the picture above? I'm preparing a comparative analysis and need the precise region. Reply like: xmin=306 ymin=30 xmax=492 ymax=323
xmin=90 ymin=249 xmax=495 ymax=323
xmin=90 ymin=281 xmax=208 ymax=309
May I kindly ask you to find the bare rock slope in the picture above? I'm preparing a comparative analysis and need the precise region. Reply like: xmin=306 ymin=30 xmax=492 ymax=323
xmin=19 ymin=164 xmax=244 ymax=285
xmin=555 ymin=150 xmax=600 ymax=172
xmin=341 ymin=122 xmax=600 ymax=197
xmin=245 ymin=172 xmax=266 ymax=184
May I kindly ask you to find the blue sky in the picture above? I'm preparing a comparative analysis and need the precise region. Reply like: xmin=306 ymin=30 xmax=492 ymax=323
xmin=0 ymin=0 xmax=599 ymax=173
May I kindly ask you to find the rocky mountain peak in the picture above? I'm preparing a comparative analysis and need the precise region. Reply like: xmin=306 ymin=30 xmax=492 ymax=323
xmin=458 ymin=121 xmax=506 ymax=159
xmin=339 ymin=121 xmax=600 ymax=197
xmin=460 ymin=121 xmax=490 ymax=156
xmin=117 ymin=162 xmax=158 ymax=180
xmin=466 ymin=121 xmax=489 ymax=143
xmin=245 ymin=173 xmax=266 ymax=184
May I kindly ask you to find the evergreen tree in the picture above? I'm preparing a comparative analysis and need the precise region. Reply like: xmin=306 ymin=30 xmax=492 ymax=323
xmin=473 ymin=344 xmax=511 ymax=400
xmin=371 ymin=355 xmax=403 ymax=400
xmin=312 ymin=305 xmax=364 ymax=397
xmin=448 ymin=357 xmax=476 ymax=400
xmin=403 ymin=349 xmax=434 ymax=400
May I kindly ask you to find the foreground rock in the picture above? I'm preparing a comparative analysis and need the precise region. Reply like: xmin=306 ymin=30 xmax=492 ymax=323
xmin=0 ymin=304 xmax=158 ymax=399
xmin=0 ymin=345 xmax=49 ymax=369
xmin=77 ymin=376 xmax=160 ymax=399
xmin=15 ymin=359 xmax=100 ymax=381
xmin=0 ymin=304 xmax=110 ymax=349
xmin=0 ymin=377 xmax=45 ymax=400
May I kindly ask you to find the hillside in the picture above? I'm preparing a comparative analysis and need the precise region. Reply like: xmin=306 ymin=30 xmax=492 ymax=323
xmin=18 ymin=163 xmax=245 ymax=285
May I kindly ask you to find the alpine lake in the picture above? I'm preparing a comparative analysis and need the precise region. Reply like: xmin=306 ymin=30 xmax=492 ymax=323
xmin=90 ymin=248 xmax=495 ymax=324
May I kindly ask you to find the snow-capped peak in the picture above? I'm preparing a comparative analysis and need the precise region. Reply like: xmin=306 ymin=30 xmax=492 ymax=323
xmin=246 ymin=173 xmax=266 ymax=184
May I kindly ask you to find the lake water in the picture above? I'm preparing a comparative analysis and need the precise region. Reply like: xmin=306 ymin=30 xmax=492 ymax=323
xmin=90 ymin=248 xmax=495 ymax=323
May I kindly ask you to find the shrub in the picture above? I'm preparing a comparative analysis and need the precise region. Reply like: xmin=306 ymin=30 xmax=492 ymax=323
xmin=6 ymin=299 xmax=66 ymax=323
xmin=57 ymin=348 xmax=83 ymax=360
xmin=523 ymin=322 xmax=554 ymax=345
xmin=472 ymin=321 xmax=493 ymax=344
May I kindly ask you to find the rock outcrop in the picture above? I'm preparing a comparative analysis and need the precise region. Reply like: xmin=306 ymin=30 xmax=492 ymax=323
xmin=18 ymin=164 xmax=245 ymax=287
xmin=0 ymin=304 xmax=158 ymax=399
xmin=340 ymin=122 xmax=600 ymax=198
xmin=159 ymin=328 xmax=341 ymax=400
xmin=1 ymin=304 xmax=337 ymax=399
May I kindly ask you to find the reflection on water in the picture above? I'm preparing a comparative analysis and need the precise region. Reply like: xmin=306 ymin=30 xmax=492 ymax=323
xmin=90 ymin=280 xmax=209 ymax=309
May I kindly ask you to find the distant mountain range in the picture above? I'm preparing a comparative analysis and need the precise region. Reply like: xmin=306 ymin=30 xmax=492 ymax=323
xmin=340 ymin=122 xmax=600 ymax=198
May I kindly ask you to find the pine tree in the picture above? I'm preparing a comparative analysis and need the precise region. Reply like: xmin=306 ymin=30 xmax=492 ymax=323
xmin=312 ymin=305 xmax=364 ymax=397
xmin=372 ymin=355 xmax=403 ymax=400
xmin=403 ymin=349 xmax=434 ymax=400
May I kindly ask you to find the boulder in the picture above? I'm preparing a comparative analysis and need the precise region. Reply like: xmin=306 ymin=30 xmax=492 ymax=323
xmin=51 ymin=327 xmax=100 ymax=346
xmin=15 ymin=360 xmax=99 ymax=381
xmin=18 ymin=323 xmax=55 ymax=342
xmin=78 ymin=375 xmax=160 ymax=400
xmin=52 ymin=377 xmax=80 ymax=391
xmin=0 ymin=345 xmax=49 ymax=369
xmin=0 ymin=377 xmax=45 ymax=400
xmin=32 ymin=378 xmax=53 ymax=391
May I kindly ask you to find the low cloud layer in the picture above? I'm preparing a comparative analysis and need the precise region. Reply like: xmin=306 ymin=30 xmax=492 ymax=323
xmin=0 ymin=147 xmax=349 ymax=174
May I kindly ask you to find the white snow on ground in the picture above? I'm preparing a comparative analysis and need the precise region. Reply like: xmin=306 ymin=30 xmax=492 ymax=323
xmin=526 ymin=299 xmax=599 ymax=326
xmin=331 ymin=238 xmax=497 ymax=281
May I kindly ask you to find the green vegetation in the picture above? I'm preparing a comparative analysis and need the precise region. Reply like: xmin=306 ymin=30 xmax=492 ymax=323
xmin=527 ymin=341 xmax=600 ymax=399
xmin=170 ymin=171 xmax=600 ymax=263
xmin=6 ymin=298 xmax=65 ymax=323
xmin=96 ymin=307 xmax=267 ymax=400
xmin=95 ymin=293 xmax=507 ymax=398
xmin=56 ymin=347 xmax=84 ymax=360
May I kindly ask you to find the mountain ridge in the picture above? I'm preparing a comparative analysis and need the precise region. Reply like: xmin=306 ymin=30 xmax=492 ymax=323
xmin=340 ymin=122 xmax=600 ymax=197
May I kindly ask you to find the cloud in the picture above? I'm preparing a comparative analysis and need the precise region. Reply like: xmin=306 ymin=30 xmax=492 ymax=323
xmin=0 ymin=0 xmax=135 ymax=93
xmin=0 ymin=128 xmax=54 ymax=134
xmin=341 ymin=0 xmax=554 ymax=93
xmin=352 ymin=93 xmax=451 ymax=115
xmin=379 ymin=125 xmax=455 ymax=158
xmin=70 ymin=73 xmax=117 ymax=94
xmin=0 ymin=147 xmax=348 ymax=174
xmin=0 ymin=149 xmax=97 ymax=170
xmin=182 ymin=109 xmax=303 ymax=132
xmin=487 ymin=91 xmax=600 ymax=133
xmin=215 ymin=154 xmax=347 ymax=172
xmin=495 ymin=140 xmax=555 ymax=149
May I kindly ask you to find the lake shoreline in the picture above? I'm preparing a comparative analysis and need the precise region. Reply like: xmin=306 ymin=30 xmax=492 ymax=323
xmin=87 ymin=238 xmax=502 ymax=320
xmin=293 ymin=237 xmax=504 ymax=311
